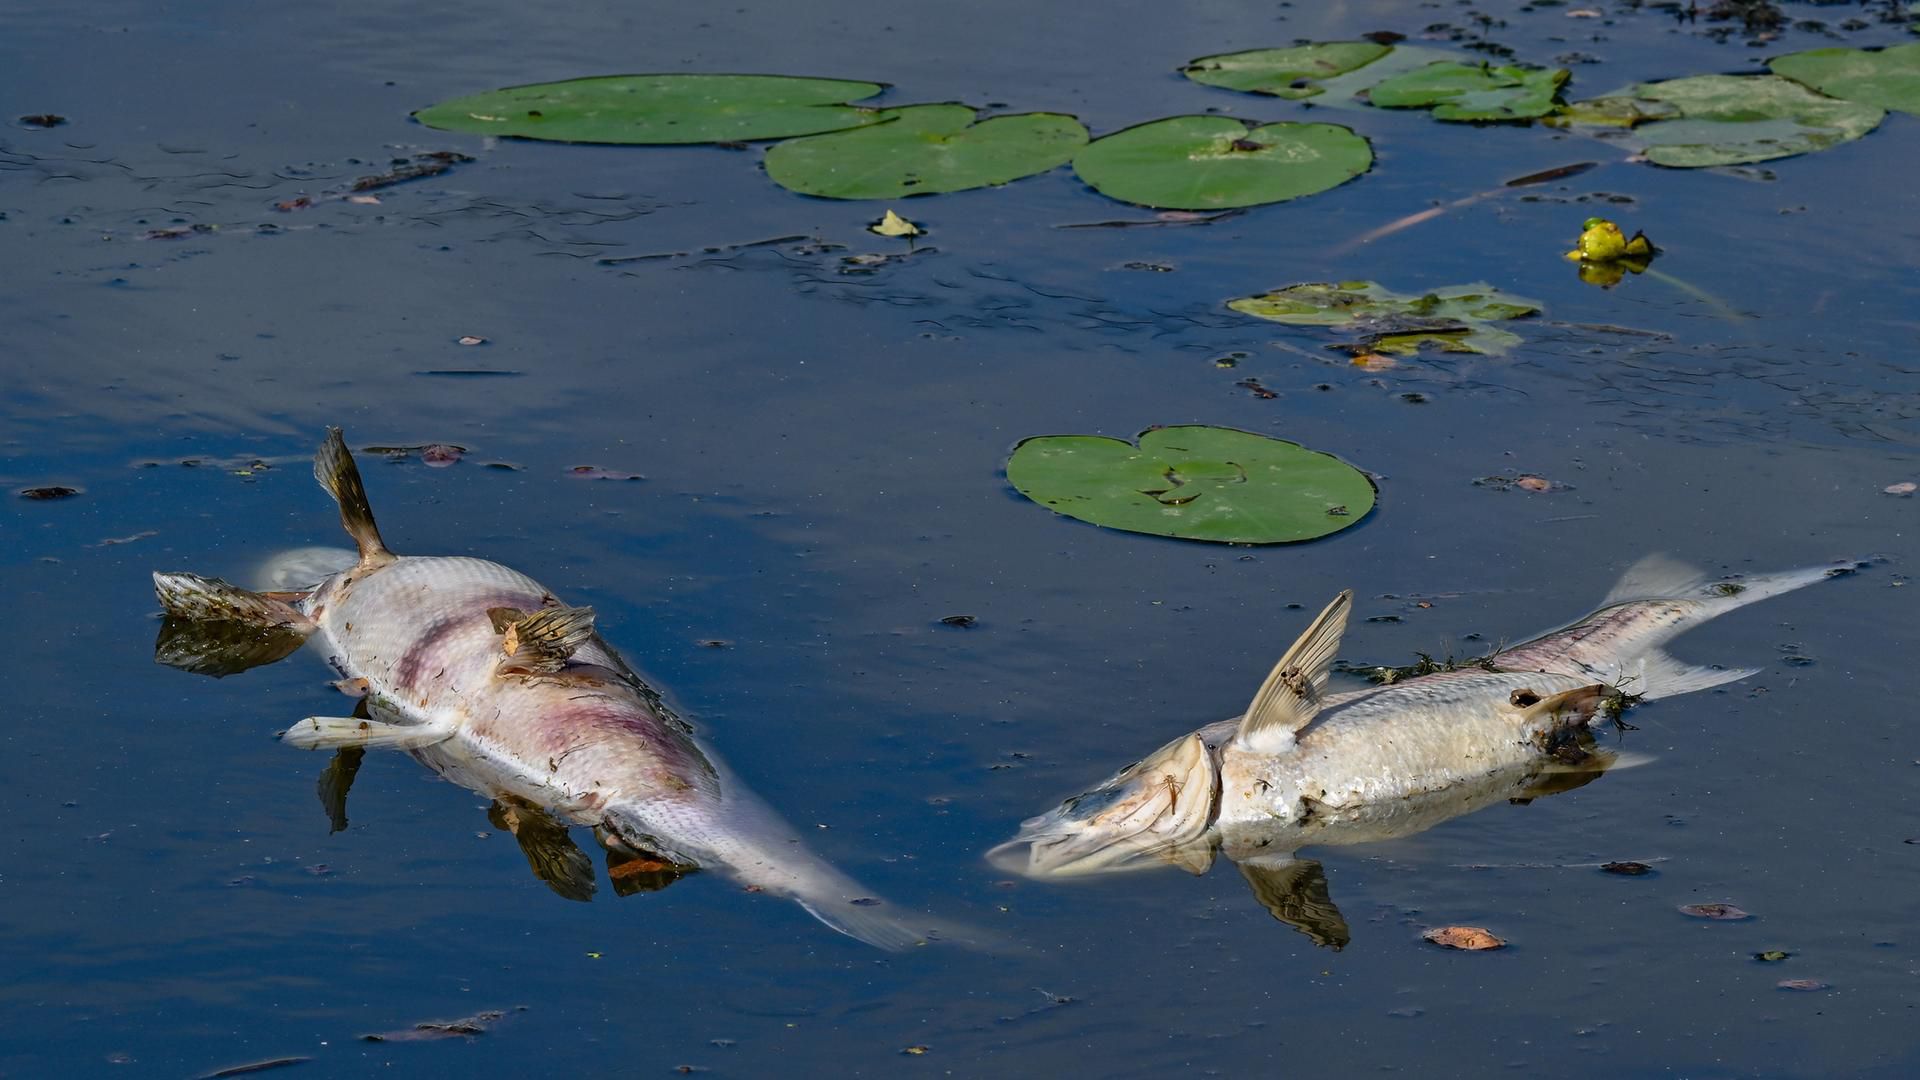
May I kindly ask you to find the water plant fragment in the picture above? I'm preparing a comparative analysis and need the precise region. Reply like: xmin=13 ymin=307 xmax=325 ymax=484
xmin=1228 ymin=281 xmax=1539 ymax=356
xmin=1770 ymin=43 xmax=1920 ymax=117
xmin=1365 ymin=61 xmax=1569 ymax=121
xmin=1556 ymin=74 xmax=1884 ymax=167
xmin=1006 ymin=425 xmax=1375 ymax=544
xmin=413 ymin=74 xmax=887 ymax=144
xmin=870 ymin=209 xmax=922 ymax=237
xmin=765 ymin=105 xmax=1087 ymax=199
xmin=1072 ymin=116 xmax=1371 ymax=210
xmin=1422 ymin=925 xmax=1506 ymax=950
xmin=1180 ymin=42 xmax=1393 ymax=99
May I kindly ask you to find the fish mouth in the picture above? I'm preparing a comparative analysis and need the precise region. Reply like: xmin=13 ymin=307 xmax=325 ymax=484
xmin=988 ymin=732 xmax=1222 ymax=878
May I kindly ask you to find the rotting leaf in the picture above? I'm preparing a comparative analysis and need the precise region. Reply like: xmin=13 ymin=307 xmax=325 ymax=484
xmin=1679 ymin=902 xmax=1752 ymax=920
xmin=1777 ymin=978 xmax=1829 ymax=991
xmin=352 ymin=151 xmax=472 ymax=192
xmin=1754 ymin=950 xmax=1792 ymax=962
xmin=18 ymin=113 xmax=67 ymax=128
xmin=19 ymin=486 xmax=81 ymax=500
xmin=1229 ymin=281 xmax=1538 ymax=357
xmin=415 ymin=74 xmax=889 ymax=145
xmin=1882 ymin=481 xmax=1915 ymax=496
xmin=938 ymin=614 xmax=978 ymax=628
xmin=1600 ymin=861 xmax=1653 ymax=875
xmin=1072 ymin=116 xmax=1371 ymax=210
xmin=870 ymin=209 xmax=923 ymax=237
xmin=567 ymin=466 xmax=644 ymax=481
xmin=1006 ymin=425 xmax=1375 ymax=545
xmin=1555 ymin=74 xmax=1884 ymax=167
xmin=363 ymin=1009 xmax=508 ymax=1043
xmin=1422 ymin=925 xmax=1506 ymax=950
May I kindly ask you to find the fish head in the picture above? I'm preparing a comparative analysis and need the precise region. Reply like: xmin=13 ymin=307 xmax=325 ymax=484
xmin=987 ymin=732 xmax=1220 ymax=878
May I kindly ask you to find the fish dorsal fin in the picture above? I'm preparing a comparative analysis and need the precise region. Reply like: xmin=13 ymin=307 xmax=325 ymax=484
xmin=496 ymin=605 xmax=596 ymax=675
xmin=1234 ymin=590 xmax=1352 ymax=753
xmin=313 ymin=427 xmax=396 ymax=569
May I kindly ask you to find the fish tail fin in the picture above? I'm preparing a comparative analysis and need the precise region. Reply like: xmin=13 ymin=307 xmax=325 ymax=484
xmin=1500 ymin=555 xmax=1862 ymax=696
xmin=793 ymin=891 xmax=1021 ymax=954
xmin=314 ymin=427 xmax=395 ymax=568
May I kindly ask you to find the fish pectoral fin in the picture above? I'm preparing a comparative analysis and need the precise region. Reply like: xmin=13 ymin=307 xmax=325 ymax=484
xmin=279 ymin=715 xmax=453 ymax=751
xmin=1507 ymin=683 xmax=1612 ymax=725
xmin=495 ymin=605 xmax=596 ymax=676
xmin=1237 ymin=856 xmax=1351 ymax=951
xmin=1233 ymin=589 xmax=1353 ymax=753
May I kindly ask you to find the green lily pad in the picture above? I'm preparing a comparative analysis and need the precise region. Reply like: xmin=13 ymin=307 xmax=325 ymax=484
xmin=1561 ymin=74 xmax=1884 ymax=167
xmin=413 ymin=73 xmax=887 ymax=144
xmin=1771 ymin=43 xmax=1920 ymax=116
xmin=764 ymin=105 xmax=1087 ymax=199
xmin=1072 ymin=117 xmax=1371 ymax=210
xmin=1007 ymin=426 xmax=1375 ymax=544
xmin=1365 ymin=61 xmax=1569 ymax=121
xmin=1181 ymin=42 xmax=1392 ymax=99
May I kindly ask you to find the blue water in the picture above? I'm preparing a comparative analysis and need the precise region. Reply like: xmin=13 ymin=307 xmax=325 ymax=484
xmin=5 ymin=1 xmax=1918 ymax=1074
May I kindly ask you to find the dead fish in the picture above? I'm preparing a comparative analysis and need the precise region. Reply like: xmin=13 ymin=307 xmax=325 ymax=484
xmin=991 ymin=556 xmax=1857 ymax=885
xmin=154 ymin=428 xmax=941 ymax=949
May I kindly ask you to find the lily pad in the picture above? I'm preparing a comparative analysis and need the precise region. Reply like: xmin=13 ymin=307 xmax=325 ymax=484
xmin=1771 ymin=43 xmax=1920 ymax=116
xmin=1072 ymin=117 xmax=1371 ymax=210
xmin=764 ymin=105 xmax=1087 ymax=199
xmin=1230 ymin=281 xmax=1538 ymax=326
xmin=414 ymin=73 xmax=887 ymax=144
xmin=1006 ymin=425 xmax=1375 ymax=545
xmin=1231 ymin=281 xmax=1538 ymax=357
xmin=1181 ymin=42 xmax=1392 ymax=99
xmin=1365 ymin=61 xmax=1569 ymax=121
xmin=1560 ymin=74 xmax=1884 ymax=167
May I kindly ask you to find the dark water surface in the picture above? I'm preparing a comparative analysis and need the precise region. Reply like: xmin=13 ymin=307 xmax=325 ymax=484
xmin=5 ymin=0 xmax=1918 ymax=1075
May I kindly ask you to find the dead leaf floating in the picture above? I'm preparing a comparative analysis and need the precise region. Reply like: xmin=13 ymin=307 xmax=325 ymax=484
xmin=19 ymin=486 xmax=81 ymax=500
xmin=1678 ymin=903 xmax=1752 ymax=920
xmin=457 ymin=335 xmax=487 ymax=346
xmin=1600 ymin=861 xmax=1653 ymax=875
xmin=1777 ymin=979 xmax=1829 ymax=992
xmin=567 ymin=466 xmax=644 ymax=481
xmin=1884 ymin=481 xmax=1916 ymax=496
xmin=1422 ymin=925 xmax=1506 ymax=950
xmin=870 ymin=209 xmax=923 ymax=238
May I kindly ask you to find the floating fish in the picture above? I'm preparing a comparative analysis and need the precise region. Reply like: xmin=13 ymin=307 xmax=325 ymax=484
xmin=990 ymin=555 xmax=1859 ymax=945
xmin=154 ymin=428 xmax=944 ymax=949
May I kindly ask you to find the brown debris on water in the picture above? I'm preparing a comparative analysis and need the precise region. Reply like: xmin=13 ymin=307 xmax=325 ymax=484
xmin=1422 ymin=925 xmax=1506 ymax=950
xmin=351 ymin=151 xmax=474 ymax=192
xmin=19 ymin=486 xmax=81 ymax=500
xmin=1679 ymin=902 xmax=1752 ymax=920
xmin=362 ymin=1008 xmax=513 ymax=1042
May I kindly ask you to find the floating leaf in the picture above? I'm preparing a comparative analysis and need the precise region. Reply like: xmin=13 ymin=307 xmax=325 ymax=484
xmin=1230 ymin=281 xmax=1538 ymax=326
xmin=1366 ymin=61 xmax=1569 ymax=121
xmin=1072 ymin=117 xmax=1371 ymax=210
xmin=414 ymin=74 xmax=887 ymax=145
xmin=1771 ymin=43 xmax=1920 ymax=117
xmin=1679 ymin=902 xmax=1752 ymax=920
xmin=1559 ymin=75 xmax=1884 ymax=167
xmin=1180 ymin=42 xmax=1392 ymax=99
xmin=1600 ymin=861 xmax=1653 ymax=875
xmin=1777 ymin=979 xmax=1829 ymax=991
xmin=1754 ymin=950 xmax=1793 ymax=962
xmin=1229 ymin=280 xmax=1537 ymax=356
xmin=870 ymin=209 xmax=922 ymax=237
xmin=1422 ymin=925 xmax=1506 ymax=950
xmin=1006 ymin=425 xmax=1375 ymax=545
xmin=765 ymin=105 xmax=1085 ymax=199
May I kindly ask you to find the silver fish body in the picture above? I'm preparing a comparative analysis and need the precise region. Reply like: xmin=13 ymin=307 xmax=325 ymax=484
xmin=157 ymin=430 xmax=938 ymax=950
xmin=993 ymin=555 xmax=1856 ymax=885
